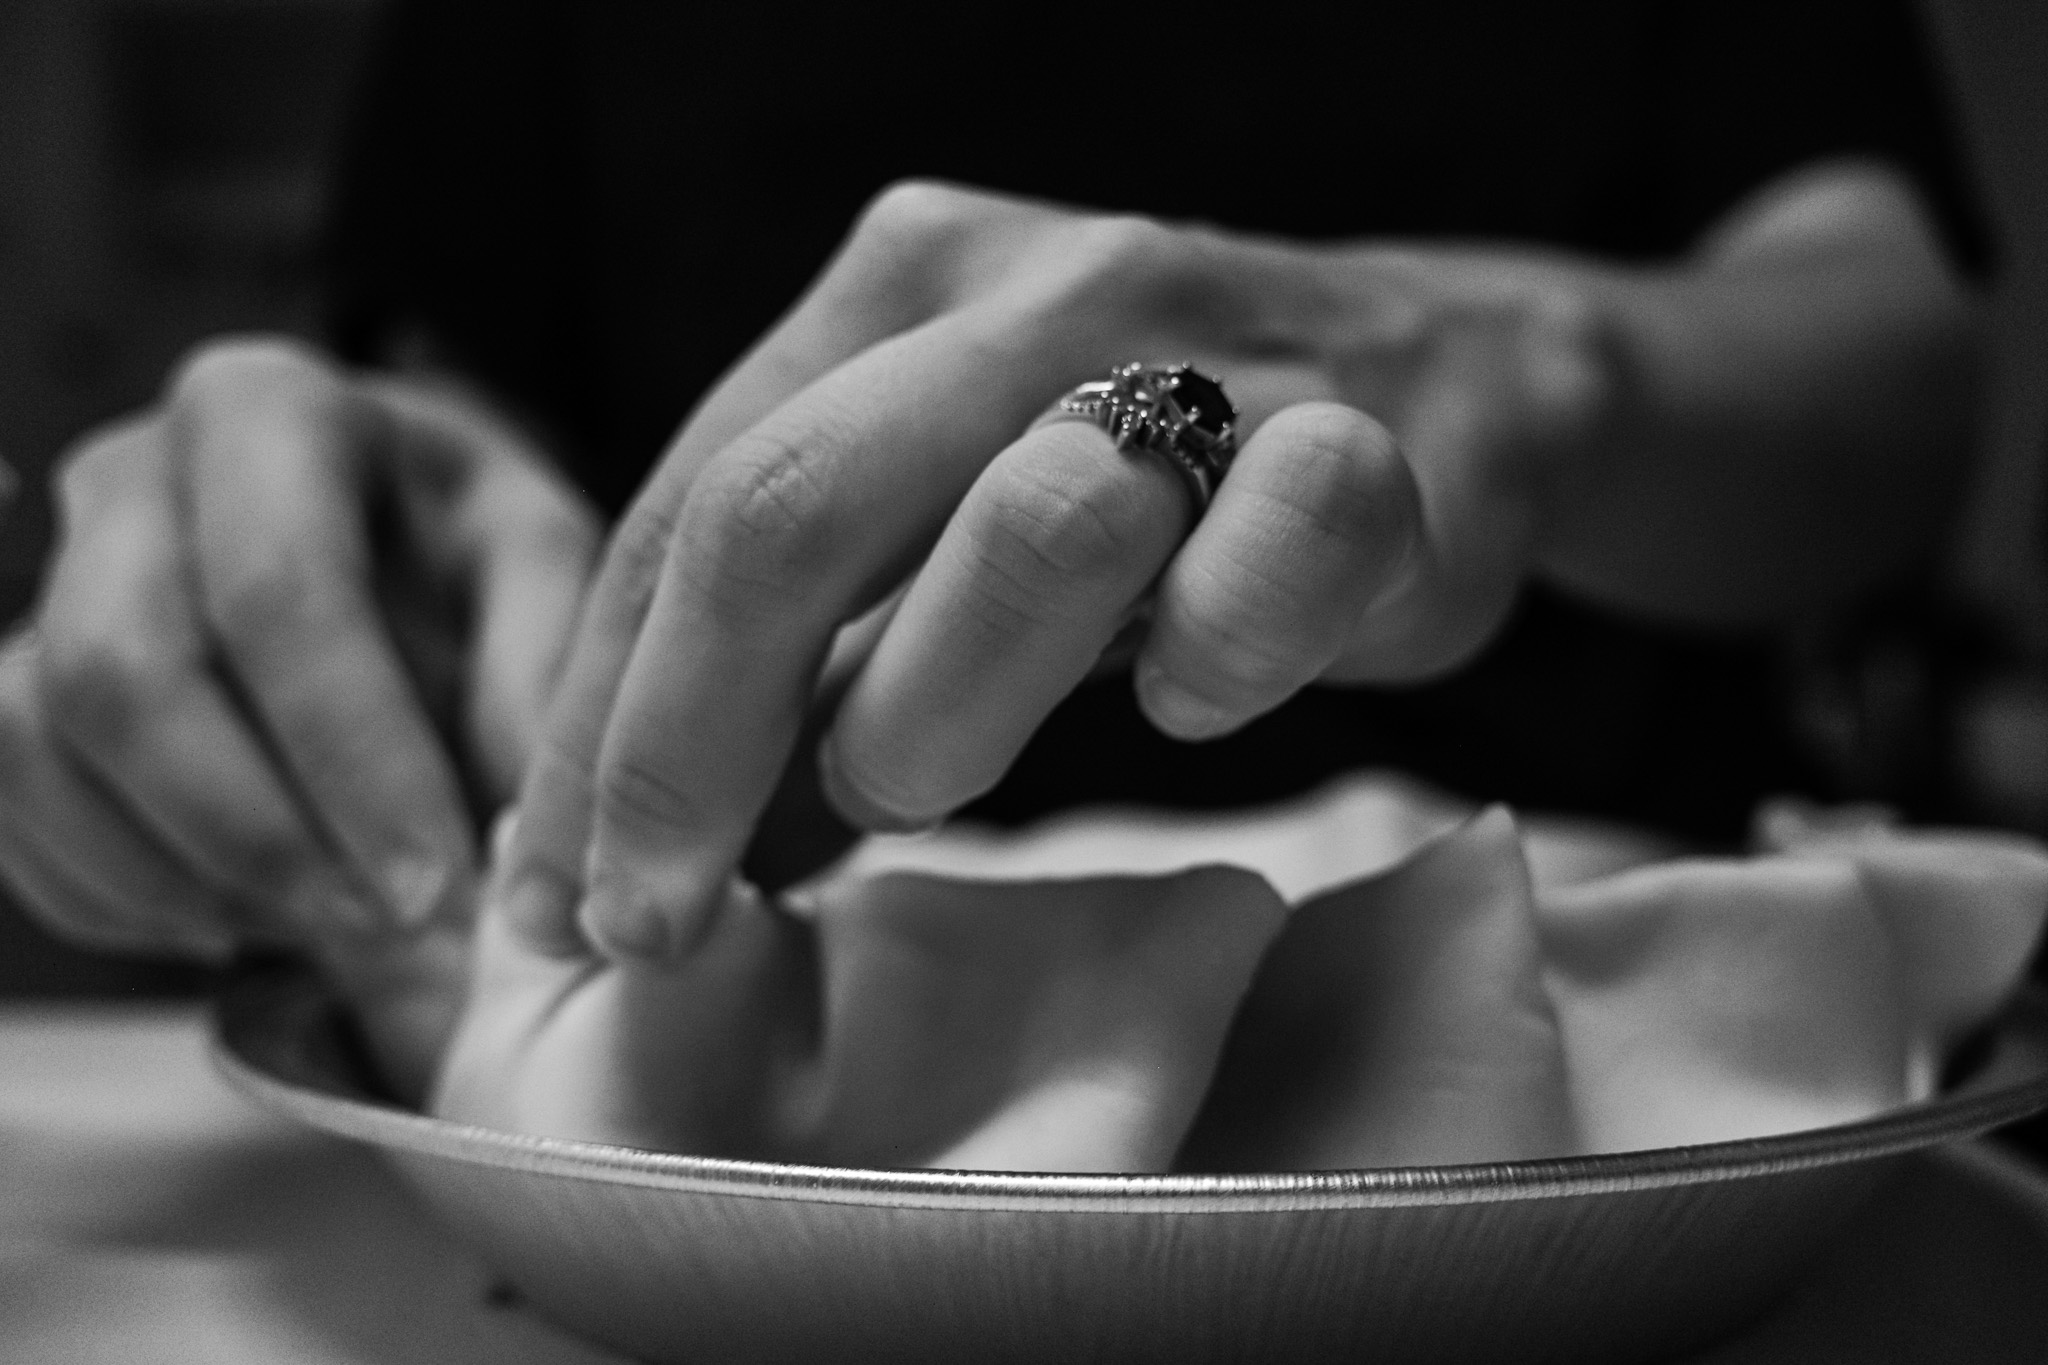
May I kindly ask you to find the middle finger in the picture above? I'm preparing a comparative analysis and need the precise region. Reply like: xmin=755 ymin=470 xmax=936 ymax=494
xmin=820 ymin=417 xmax=1190 ymax=828
xmin=573 ymin=305 xmax=1098 ymax=958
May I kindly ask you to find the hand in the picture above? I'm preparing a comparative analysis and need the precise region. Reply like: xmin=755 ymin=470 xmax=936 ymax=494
xmin=502 ymin=182 xmax=1616 ymax=961
xmin=0 ymin=337 xmax=598 ymax=1037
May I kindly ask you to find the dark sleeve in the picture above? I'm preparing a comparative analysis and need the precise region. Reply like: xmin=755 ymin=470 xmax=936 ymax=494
xmin=322 ymin=0 xmax=594 ymax=453
xmin=1636 ymin=0 xmax=1992 ymax=276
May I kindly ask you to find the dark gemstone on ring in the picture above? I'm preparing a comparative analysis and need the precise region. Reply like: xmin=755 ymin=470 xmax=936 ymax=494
xmin=1167 ymin=367 xmax=1235 ymax=437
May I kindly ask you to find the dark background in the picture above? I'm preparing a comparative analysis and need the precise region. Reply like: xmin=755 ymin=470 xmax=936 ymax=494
xmin=1 ymin=0 xmax=2048 ymax=994
xmin=0 ymin=0 xmax=381 ymax=992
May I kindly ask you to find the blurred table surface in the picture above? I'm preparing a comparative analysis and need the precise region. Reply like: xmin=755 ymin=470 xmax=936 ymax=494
xmin=3 ymin=1004 xmax=2048 ymax=1364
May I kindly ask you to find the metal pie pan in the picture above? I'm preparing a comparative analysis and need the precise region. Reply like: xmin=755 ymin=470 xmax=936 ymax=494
xmin=214 ymin=966 xmax=2048 ymax=1365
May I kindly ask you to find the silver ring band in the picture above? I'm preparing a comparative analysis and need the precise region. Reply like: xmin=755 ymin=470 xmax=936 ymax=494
xmin=1045 ymin=363 xmax=1239 ymax=512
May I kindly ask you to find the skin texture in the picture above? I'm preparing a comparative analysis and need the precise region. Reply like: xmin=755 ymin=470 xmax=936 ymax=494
xmin=494 ymin=162 xmax=1979 ymax=965
xmin=0 ymin=339 xmax=600 ymax=1098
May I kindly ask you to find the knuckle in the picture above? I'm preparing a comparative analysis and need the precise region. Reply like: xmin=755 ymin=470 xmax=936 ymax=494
xmin=977 ymin=457 xmax=1148 ymax=592
xmin=165 ymin=338 xmax=373 ymax=464
xmin=1518 ymin=291 xmax=1619 ymax=428
xmin=606 ymin=495 xmax=682 ymax=601
xmin=167 ymin=334 xmax=326 ymax=405
xmin=1076 ymin=214 xmax=1178 ymax=273
xmin=684 ymin=432 xmax=839 ymax=602
xmin=1064 ymin=214 xmax=1185 ymax=300
xmin=853 ymin=179 xmax=973 ymax=255
xmin=1519 ymin=283 xmax=1602 ymax=342
xmin=714 ymin=438 xmax=830 ymax=542
xmin=52 ymin=416 xmax=155 ymax=512
xmin=841 ymin=179 xmax=995 ymax=313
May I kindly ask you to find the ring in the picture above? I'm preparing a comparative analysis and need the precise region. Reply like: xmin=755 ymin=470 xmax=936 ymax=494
xmin=1047 ymin=363 xmax=1239 ymax=512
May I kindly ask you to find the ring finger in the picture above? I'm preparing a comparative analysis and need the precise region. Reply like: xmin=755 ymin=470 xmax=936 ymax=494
xmin=820 ymin=414 xmax=1192 ymax=829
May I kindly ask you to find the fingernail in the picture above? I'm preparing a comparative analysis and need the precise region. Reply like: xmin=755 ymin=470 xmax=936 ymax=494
xmin=1135 ymin=665 xmax=1239 ymax=740
xmin=777 ymin=884 xmax=822 ymax=921
xmin=815 ymin=737 xmax=939 ymax=834
xmin=582 ymin=892 xmax=674 ymax=962
xmin=487 ymin=808 xmax=522 ymax=868
xmin=383 ymin=851 xmax=457 ymax=930
xmin=500 ymin=870 xmax=588 ymax=958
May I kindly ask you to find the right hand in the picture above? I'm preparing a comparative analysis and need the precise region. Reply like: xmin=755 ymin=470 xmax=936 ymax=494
xmin=0 ymin=336 xmax=600 ymax=965
xmin=500 ymin=184 xmax=1616 ymax=963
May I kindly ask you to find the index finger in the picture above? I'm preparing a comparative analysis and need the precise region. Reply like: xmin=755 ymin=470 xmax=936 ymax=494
xmin=529 ymin=299 xmax=1112 ymax=960
xmin=488 ymin=188 xmax=1018 ymax=956
xmin=175 ymin=341 xmax=476 ymax=928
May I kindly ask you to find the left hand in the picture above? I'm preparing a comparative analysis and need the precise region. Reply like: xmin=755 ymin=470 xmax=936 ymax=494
xmin=0 ymin=350 xmax=600 ymax=1096
xmin=500 ymin=181 xmax=1618 ymax=962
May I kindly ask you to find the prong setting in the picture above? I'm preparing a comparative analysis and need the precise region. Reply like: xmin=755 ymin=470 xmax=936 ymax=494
xmin=1055 ymin=363 xmax=1239 ymax=510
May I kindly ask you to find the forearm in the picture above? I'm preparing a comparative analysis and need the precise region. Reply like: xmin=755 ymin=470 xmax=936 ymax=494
xmin=1540 ymin=162 xmax=1983 ymax=624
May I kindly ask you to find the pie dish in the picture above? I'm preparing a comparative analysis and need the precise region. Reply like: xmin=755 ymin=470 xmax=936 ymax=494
xmin=214 ymin=966 xmax=2048 ymax=1365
